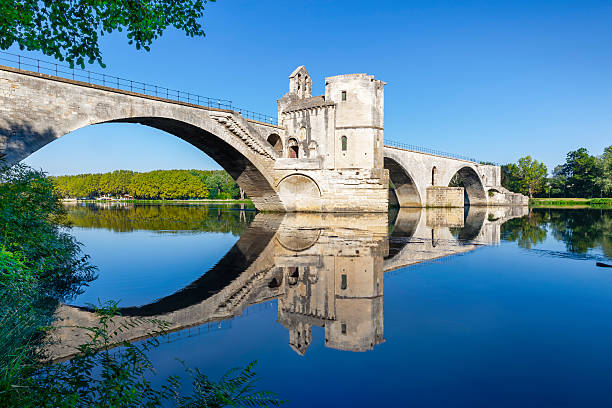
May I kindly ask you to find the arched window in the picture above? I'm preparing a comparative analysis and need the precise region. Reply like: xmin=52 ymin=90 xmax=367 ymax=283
xmin=341 ymin=136 xmax=347 ymax=152
xmin=432 ymin=166 xmax=437 ymax=186
xmin=287 ymin=138 xmax=299 ymax=158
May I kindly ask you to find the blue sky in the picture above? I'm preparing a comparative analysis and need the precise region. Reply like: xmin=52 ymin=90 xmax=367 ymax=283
xmin=15 ymin=0 xmax=612 ymax=175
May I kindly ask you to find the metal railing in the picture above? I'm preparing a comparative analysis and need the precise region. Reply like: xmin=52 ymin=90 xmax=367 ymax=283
xmin=385 ymin=139 xmax=499 ymax=165
xmin=0 ymin=51 xmax=278 ymax=125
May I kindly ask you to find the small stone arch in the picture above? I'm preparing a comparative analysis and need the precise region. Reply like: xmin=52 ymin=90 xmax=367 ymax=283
xmin=448 ymin=166 xmax=487 ymax=206
xmin=267 ymin=133 xmax=283 ymax=154
xmin=287 ymin=138 xmax=299 ymax=158
xmin=384 ymin=157 xmax=422 ymax=207
xmin=432 ymin=166 xmax=437 ymax=186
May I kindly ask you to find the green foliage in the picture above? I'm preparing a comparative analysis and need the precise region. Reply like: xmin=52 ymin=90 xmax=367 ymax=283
xmin=0 ymin=163 xmax=95 ymax=300
xmin=0 ymin=1 xmax=214 ymax=68
xmin=596 ymin=145 xmax=612 ymax=196
xmin=504 ymin=146 xmax=612 ymax=199
xmin=503 ymin=156 xmax=547 ymax=198
xmin=50 ymin=169 xmax=243 ymax=201
xmin=560 ymin=148 xmax=603 ymax=198
xmin=548 ymin=165 xmax=567 ymax=197
xmin=0 ymin=249 xmax=47 ymax=406
xmin=0 ymin=162 xmax=283 ymax=407
xmin=177 ymin=361 xmax=285 ymax=408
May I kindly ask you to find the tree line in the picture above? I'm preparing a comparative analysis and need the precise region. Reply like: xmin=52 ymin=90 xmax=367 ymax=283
xmin=50 ymin=169 xmax=243 ymax=200
xmin=501 ymin=145 xmax=612 ymax=198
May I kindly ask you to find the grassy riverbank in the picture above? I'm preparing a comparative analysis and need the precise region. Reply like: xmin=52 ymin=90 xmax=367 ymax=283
xmin=530 ymin=198 xmax=612 ymax=208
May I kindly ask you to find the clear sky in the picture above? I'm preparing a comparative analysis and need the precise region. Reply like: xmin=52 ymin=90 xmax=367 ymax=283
xmin=14 ymin=0 xmax=612 ymax=175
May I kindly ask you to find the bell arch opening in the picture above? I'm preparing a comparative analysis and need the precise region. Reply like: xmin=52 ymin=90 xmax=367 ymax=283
xmin=384 ymin=157 xmax=422 ymax=207
xmin=448 ymin=166 xmax=487 ymax=206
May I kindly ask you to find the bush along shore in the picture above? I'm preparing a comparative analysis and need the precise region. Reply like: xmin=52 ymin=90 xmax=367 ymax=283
xmin=0 ymin=163 xmax=284 ymax=407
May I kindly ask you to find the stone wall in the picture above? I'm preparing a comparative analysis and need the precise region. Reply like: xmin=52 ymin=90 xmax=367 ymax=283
xmin=426 ymin=186 xmax=464 ymax=207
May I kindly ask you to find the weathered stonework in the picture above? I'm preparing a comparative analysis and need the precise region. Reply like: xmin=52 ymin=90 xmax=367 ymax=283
xmin=0 ymin=64 xmax=528 ymax=212
xmin=426 ymin=186 xmax=464 ymax=207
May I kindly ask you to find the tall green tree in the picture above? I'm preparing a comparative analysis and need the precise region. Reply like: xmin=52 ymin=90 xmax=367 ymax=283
xmin=548 ymin=164 xmax=567 ymax=197
xmin=596 ymin=145 xmax=612 ymax=197
xmin=0 ymin=1 xmax=214 ymax=67
xmin=561 ymin=148 xmax=602 ymax=198
xmin=507 ymin=156 xmax=548 ymax=198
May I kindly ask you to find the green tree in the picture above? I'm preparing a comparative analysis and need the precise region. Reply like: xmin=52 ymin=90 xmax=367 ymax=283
xmin=561 ymin=148 xmax=602 ymax=198
xmin=548 ymin=164 xmax=567 ymax=197
xmin=0 ymin=1 xmax=214 ymax=68
xmin=596 ymin=145 xmax=612 ymax=197
xmin=501 ymin=163 xmax=521 ymax=193
xmin=508 ymin=156 xmax=548 ymax=198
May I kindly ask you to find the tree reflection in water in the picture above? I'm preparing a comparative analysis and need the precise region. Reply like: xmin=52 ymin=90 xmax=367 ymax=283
xmin=502 ymin=208 xmax=612 ymax=256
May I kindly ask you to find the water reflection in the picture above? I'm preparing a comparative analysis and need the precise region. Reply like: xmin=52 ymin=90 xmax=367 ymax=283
xmin=502 ymin=208 xmax=612 ymax=260
xmin=49 ymin=204 xmax=532 ymax=361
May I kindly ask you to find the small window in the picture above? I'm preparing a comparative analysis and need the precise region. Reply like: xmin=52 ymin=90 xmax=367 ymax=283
xmin=341 ymin=136 xmax=347 ymax=152
xmin=341 ymin=323 xmax=347 ymax=334
xmin=341 ymin=91 xmax=347 ymax=101
xmin=341 ymin=274 xmax=347 ymax=290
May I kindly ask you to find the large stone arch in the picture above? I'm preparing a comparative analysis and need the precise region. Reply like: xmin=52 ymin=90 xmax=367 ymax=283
xmin=446 ymin=165 xmax=488 ymax=206
xmin=0 ymin=67 xmax=284 ymax=210
xmin=276 ymin=173 xmax=322 ymax=212
xmin=384 ymin=157 xmax=422 ymax=207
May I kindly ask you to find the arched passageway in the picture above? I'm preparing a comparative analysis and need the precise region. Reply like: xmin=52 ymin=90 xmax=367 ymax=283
xmin=448 ymin=166 xmax=487 ymax=206
xmin=267 ymin=133 xmax=283 ymax=154
xmin=384 ymin=157 xmax=422 ymax=207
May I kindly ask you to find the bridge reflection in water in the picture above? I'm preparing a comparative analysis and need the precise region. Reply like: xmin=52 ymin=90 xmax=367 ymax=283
xmin=49 ymin=206 xmax=527 ymax=361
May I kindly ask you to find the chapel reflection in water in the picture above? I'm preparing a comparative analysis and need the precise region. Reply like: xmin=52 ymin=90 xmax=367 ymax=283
xmin=49 ymin=206 xmax=527 ymax=361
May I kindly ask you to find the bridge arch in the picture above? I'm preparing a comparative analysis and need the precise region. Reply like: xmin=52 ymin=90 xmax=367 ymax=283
xmin=74 ymin=116 xmax=283 ymax=210
xmin=447 ymin=166 xmax=487 ymax=206
xmin=0 ymin=68 xmax=285 ymax=210
xmin=384 ymin=157 xmax=422 ymax=207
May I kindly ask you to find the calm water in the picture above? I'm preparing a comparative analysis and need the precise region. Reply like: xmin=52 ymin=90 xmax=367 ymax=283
xmin=56 ymin=203 xmax=612 ymax=407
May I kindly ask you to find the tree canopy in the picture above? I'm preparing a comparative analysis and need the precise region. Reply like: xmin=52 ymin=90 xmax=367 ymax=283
xmin=50 ymin=169 xmax=242 ymax=200
xmin=503 ymin=145 xmax=611 ymax=198
xmin=0 ymin=1 xmax=214 ymax=67
xmin=502 ymin=156 xmax=547 ymax=198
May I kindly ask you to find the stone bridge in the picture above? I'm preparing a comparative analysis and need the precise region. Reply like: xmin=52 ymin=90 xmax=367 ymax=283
xmin=0 ymin=61 xmax=527 ymax=212
xmin=48 ymin=206 xmax=527 ymax=361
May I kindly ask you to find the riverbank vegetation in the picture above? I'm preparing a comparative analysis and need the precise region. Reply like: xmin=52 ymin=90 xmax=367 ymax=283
xmin=529 ymin=198 xmax=612 ymax=208
xmin=50 ymin=169 xmax=243 ymax=200
xmin=502 ymin=145 xmax=612 ymax=200
xmin=0 ymin=163 xmax=283 ymax=406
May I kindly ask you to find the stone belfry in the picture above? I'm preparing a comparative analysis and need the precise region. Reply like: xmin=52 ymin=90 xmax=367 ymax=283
xmin=289 ymin=66 xmax=312 ymax=99
xmin=275 ymin=65 xmax=389 ymax=212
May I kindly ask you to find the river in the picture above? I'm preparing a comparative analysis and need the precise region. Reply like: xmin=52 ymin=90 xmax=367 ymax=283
xmin=52 ymin=203 xmax=612 ymax=407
